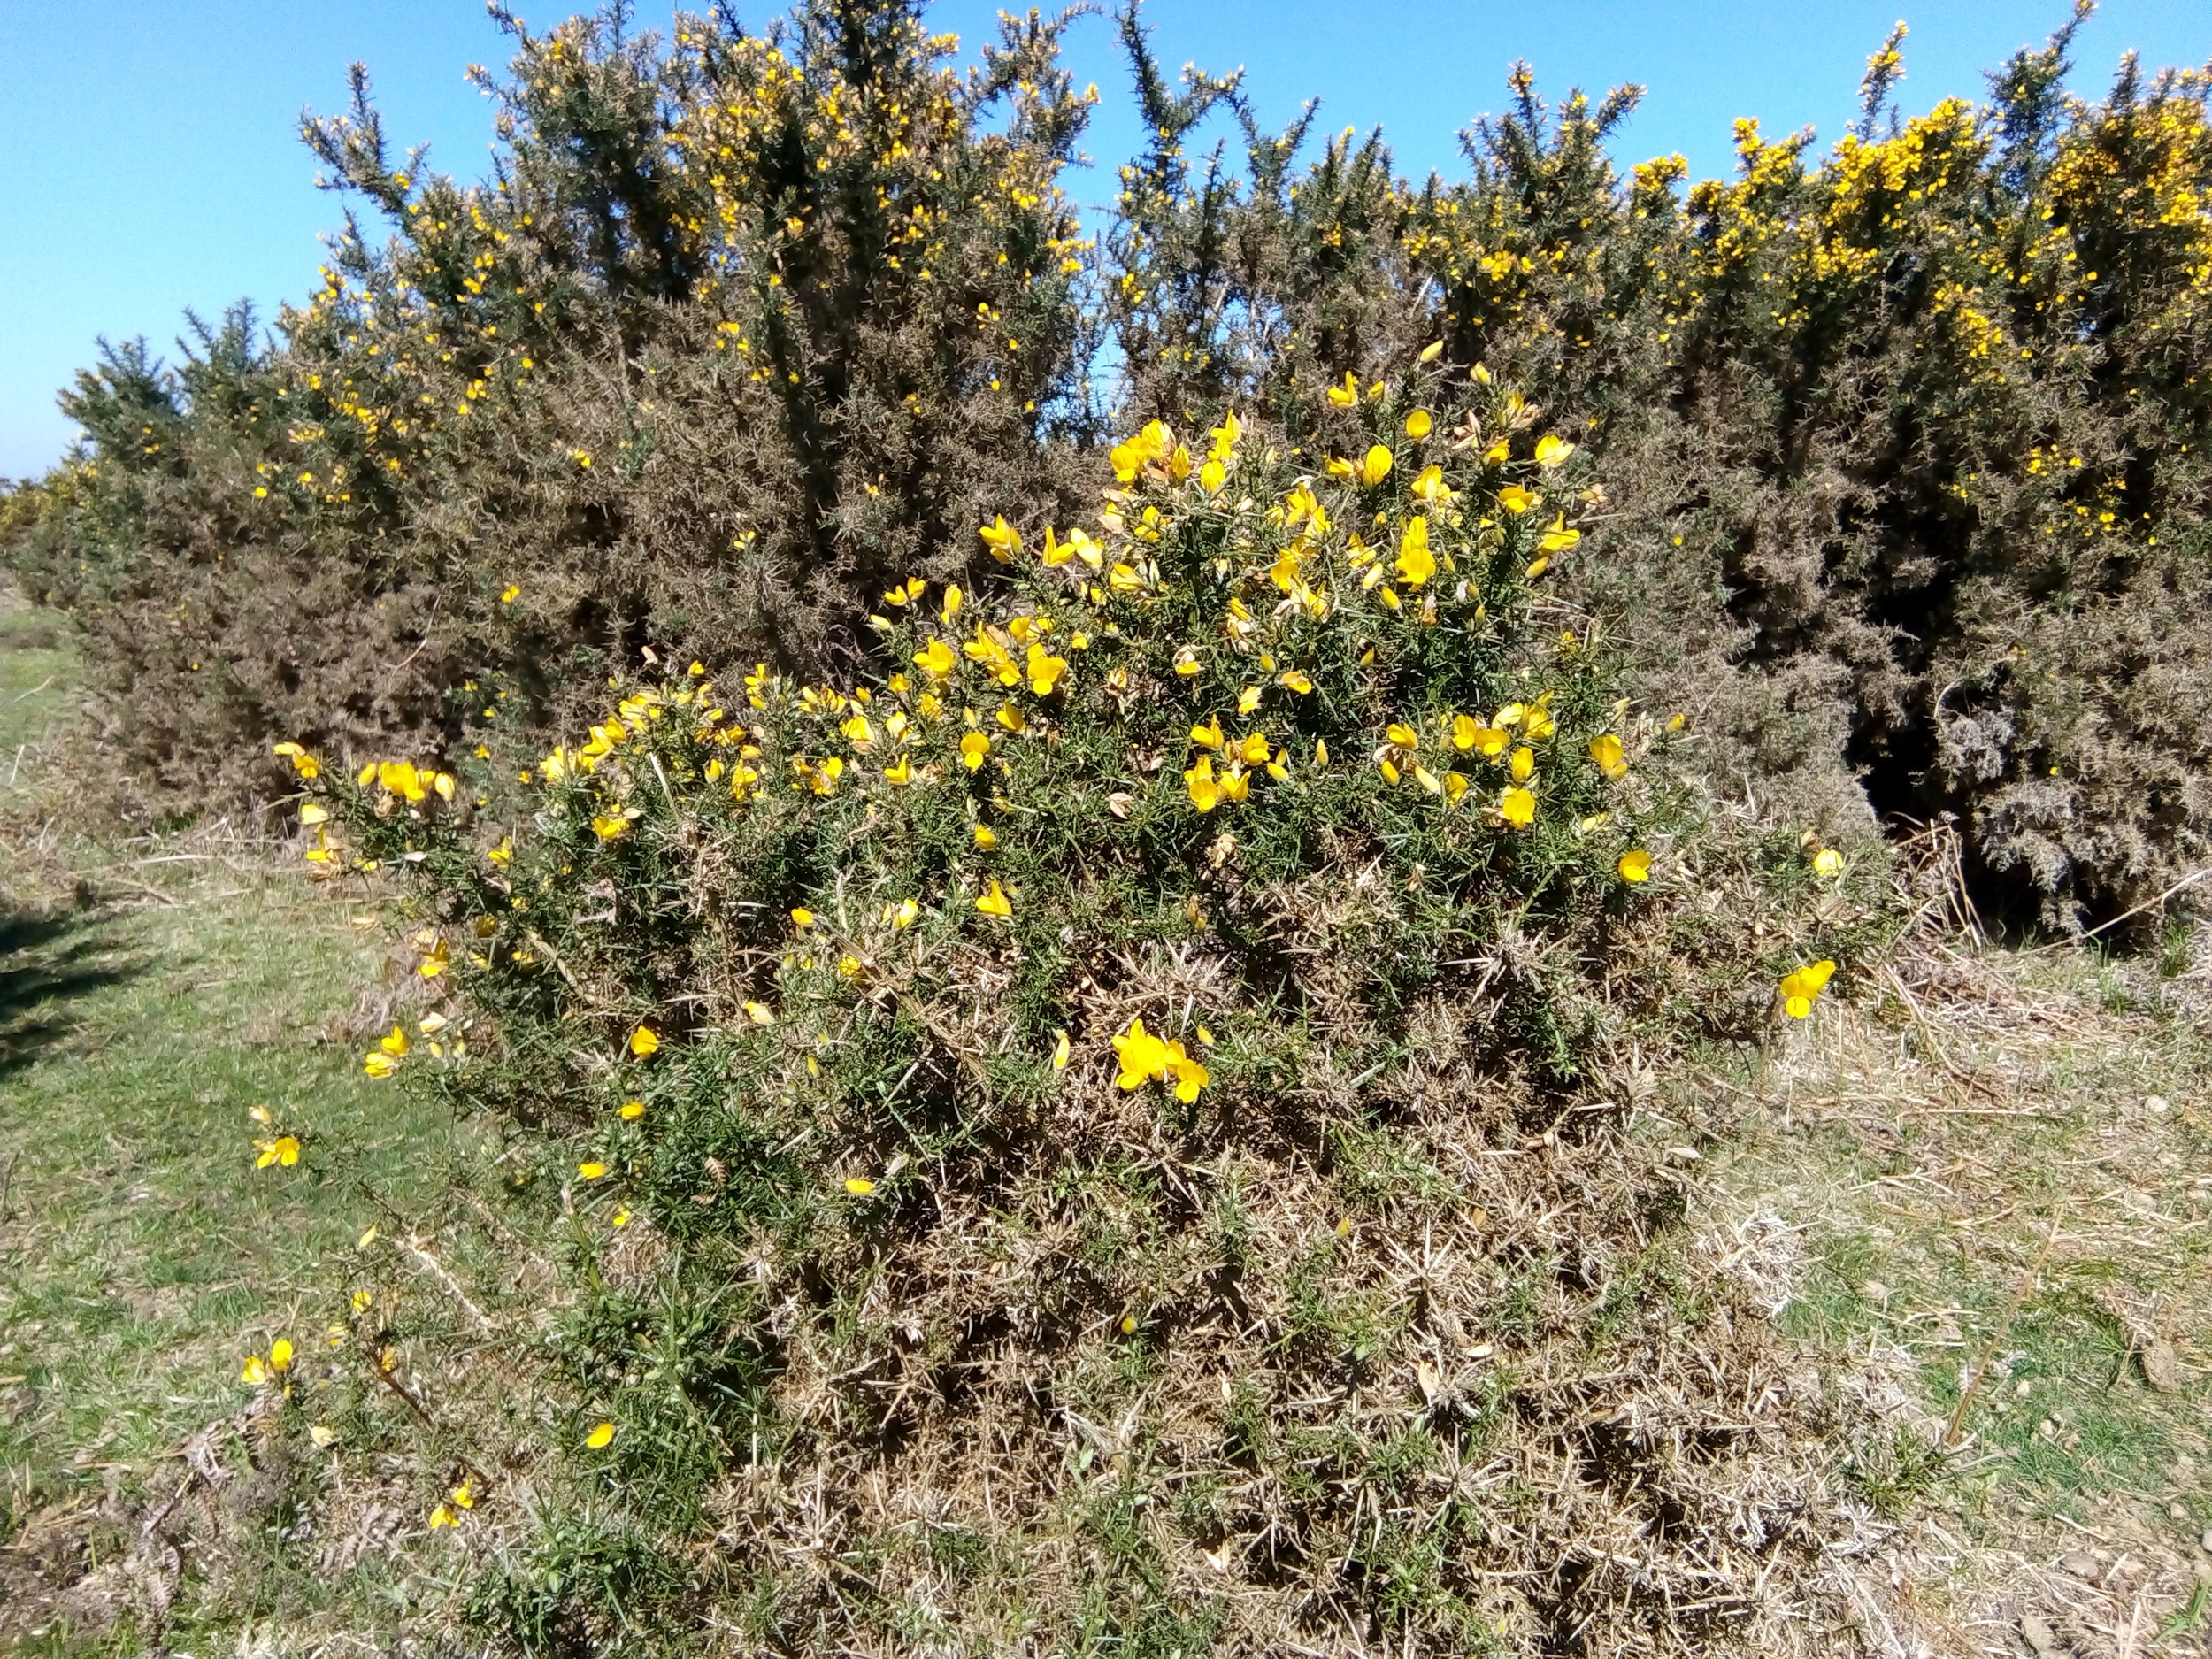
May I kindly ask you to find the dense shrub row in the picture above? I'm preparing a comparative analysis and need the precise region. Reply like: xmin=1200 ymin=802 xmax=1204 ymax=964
xmin=8 ymin=2 xmax=2211 ymax=926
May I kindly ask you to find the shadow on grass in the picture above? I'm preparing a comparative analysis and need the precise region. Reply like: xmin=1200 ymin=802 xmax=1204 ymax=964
xmin=0 ymin=902 xmax=137 ymax=1079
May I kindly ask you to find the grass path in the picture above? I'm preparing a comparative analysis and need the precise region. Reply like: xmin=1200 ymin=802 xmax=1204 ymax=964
xmin=1710 ymin=923 xmax=2212 ymax=1654
xmin=0 ymin=591 xmax=451 ymax=1650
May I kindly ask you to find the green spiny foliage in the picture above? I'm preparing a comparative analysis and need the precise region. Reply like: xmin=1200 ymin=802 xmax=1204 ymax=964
xmin=1101 ymin=4 xmax=2212 ymax=926
xmin=272 ymin=379 xmax=1879 ymax=1651
xmin=7 ymin=1 xmax=1101 ymax=806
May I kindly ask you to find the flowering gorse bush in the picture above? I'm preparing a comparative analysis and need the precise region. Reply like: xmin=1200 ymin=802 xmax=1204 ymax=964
xmin=264 ymin=382 xmax=1882 ymax=1650
xmin=307 ymin=367 xmax=1682 ymax=1136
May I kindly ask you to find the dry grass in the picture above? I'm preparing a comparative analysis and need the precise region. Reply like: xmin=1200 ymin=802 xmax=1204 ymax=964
xmin=1703 ymin=829 xmax=2212 ymax=1656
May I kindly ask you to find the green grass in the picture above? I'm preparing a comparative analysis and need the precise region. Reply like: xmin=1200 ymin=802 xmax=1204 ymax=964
xmin=0 ymin=590 xmax=453 ymax=1650
xmin=1708 ymin=939 xmax=2212 ymax=1591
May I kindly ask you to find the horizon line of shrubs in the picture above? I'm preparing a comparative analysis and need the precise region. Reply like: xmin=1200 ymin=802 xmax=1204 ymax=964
xmin=5 ymin=0 xmax=2212 ymax=929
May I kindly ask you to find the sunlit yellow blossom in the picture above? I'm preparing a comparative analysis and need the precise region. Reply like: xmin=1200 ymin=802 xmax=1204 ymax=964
xmin=1237 ymin=685 xmax=1263 ymax=716
xmin=1234 ymin=732 xmax=1269 ymax=765
xmin=1386 ymin=723 xmax=1420 ymax=750
xmin=1522 ymin=703 xmax=1556 ymax=740
xmin=1325 ymin=371 xmax=1359 ymax=407
xmin=883 ymin=754 xmax=914 ymax=786
xmin=889 ymin=898 xmax=920 ymax=929
xmin=979 ymin=517 xmax=1021 ymax=562
xmin=914 ymin=639 xmax=956 ymax=679
xmin=618 ymin=1099 xmax=645 ymax=1120
xmin=975 ymin=879 xmax=1012 ymax=919
xmin=1509 ymin=746 xmax=1536 ymax=782
xmin=272 ymin=741 xmax=320 ymax=780
xmin=629 ymin=1026 xmax=660 ymax=1058
xmin=1405 ymin=409 xmax=1432 ymax=439
xmin=1052 ymin=1030 xmax=1071 ymax=1070
xmin=1538 ymin=514 xmax=1581 ymax=555
xmin=995 ymin=704 xmax=1026 ymax=733
xmin=1779 ymin=959 xmax=1837 ymax=1018
xmin=592 ymin=810 xmax=638 ymax=841
xmin=1409 ymin=464 xmax=1453 ymax=507
xmin=1496 ymin=484 xmax=1538 ymax=515
xmin=1109 ymin=419 xmax=1174 ymax=482
xmin=1025 ymin=645 xmax=1068 ymax=696
xmin=960 ymin=732 xmax=989 ymax=771
xmin=1453 ymin=715 xmax=1509 ymax=757
xmin=744 ymin=1001 xmax=775 ymax=1026
xmin=1533 ymin=434 xmax=1576 ymax=468
xmin=1617 ymin=849 xmax=1653 ymax=883
xmin=1499 ymin=787 xmax=1536 ymax=827
xmin=1278 ymin=669 xmax=1313 ymax=694
xmin=1185 ymin=755 xmax=1224 ymax=812
xmin=255 ymin=1134 xmax=301 ymax=1169
xmin=972 ymin=822 xmax=997 ymax=849
xmin=1394 ymin=515 xmax=1434 ymax=588
xmin=791 ymin=907 xmax=816 ymax=927
xmin=585 ymin=1422 xmax=616 ymax=1448
xmin=844 ymin=1177 xmax=876 ymax=1196
xmin=1813 ymin=848 xmax=1845 ymax=877
xmin=579 ymin=1161 xmax=607 ymax=1180
xmin=1209 ymin=411 xmax=1242 ymax=459
xmin=1588 ymin=733 xmax=1627 ymax=780
xmin=1190 ymin=715 xmax=1225 ymax=749
xmin=1360 ymin=444 xmax=1393 ymax=487
xmin=242 ymin=1355 xmax=269 ymax=1385
xmin=841 ymin=712 xmax=876 ymax=749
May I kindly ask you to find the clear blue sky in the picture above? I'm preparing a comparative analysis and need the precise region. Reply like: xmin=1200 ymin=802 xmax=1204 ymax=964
xmin=3 ymin=1 xmax=2207 ymax=480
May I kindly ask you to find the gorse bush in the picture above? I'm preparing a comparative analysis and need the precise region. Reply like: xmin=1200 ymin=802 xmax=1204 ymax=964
xmin=1099 ymin=8 xmax=2212 ymax=925
xmin=11 ymin=1 xmax=2212 ymax=926
xmin=276 ymin=381 xmax=1880 ymax=1651
xmin=7 ymin=0 xmax=1098 ymax=803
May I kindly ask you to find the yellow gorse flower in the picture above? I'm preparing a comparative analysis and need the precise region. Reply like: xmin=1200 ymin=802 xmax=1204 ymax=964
xmin=960 ymin=731 xmax=989 ymax=771
xmin=979 ymin=516 xmax=1022 ymax=561
xmin=273 ymin=741 xmax=320 ymax=779
xmin=1394 ymin=516 xmax=1435 ymax=588
xmin=255 ymin=1134 xmax=301 ymax=1169
xmin=1617 ymin=849 xmax=1652 ymax=883
xmin=1109 ymin=419 xmax=1174 ymax=482
xmin=1499 ymin=787 xmax=1536 ymax=827
xmin=1110 ymin=1017 xmax=1208 ymax=1102
xmin=1325 ymin=370 xmax=1360 ymax=407
xmin=1025 ymin=644 xmax=1068 ymax=696
xmin=1533 ymin=434 xmax=1576 ymax=468
xmin=1359 ymin=444 xmax=1393 ymax=487
xmin=1588 ymin=733 xmax=1627 ymax=780
xmin=1779 ymin=959 xmax=1838 ymax=1018
xmin=974 ymin=879 xmax=1012 ymax=919
xmin=1405 ymin=409 xmax=1432 ymax=439
xmin=1496 ymin=484 xmax=1539 ymax=515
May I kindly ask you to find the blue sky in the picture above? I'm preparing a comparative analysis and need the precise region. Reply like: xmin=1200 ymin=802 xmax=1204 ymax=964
xmin=3 ymin=1 xmax=2207 ymax=480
